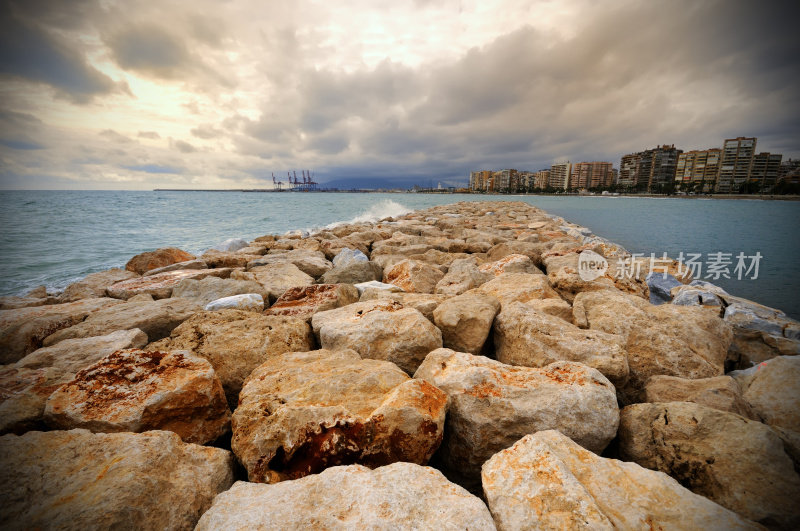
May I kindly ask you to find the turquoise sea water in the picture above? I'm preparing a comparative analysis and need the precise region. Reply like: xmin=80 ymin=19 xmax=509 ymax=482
xmin=1 ymin=191 xmax=798 ymax=319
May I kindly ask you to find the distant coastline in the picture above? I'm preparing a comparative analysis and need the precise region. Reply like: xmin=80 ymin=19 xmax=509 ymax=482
xmin=152 ymin=188 xmax=800 ymax=201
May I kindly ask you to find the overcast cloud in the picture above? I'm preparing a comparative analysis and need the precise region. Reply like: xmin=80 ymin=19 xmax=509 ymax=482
xmin=0 ymin=0 xmax=798 ymax=189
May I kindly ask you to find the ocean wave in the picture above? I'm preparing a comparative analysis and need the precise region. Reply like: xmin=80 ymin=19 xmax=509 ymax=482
xmin=317 ymin=199 xmax=411 ymax=231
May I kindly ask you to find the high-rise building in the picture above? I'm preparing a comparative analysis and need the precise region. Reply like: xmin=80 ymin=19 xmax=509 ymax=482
xmin=618 ymin=152 xmax=640 ymax=188
xmin=549 ymin=162 xmax=571 ymax=190
xmin=533 ymin=169 xmax=550 ymax=189
xmin=779 ymin=159 xmax=800 ymax=185
xmin=492 ymin=169 xmax=517 ymax=192
xmin=675 ymin=149 xmax=721 ymax=193
xmin=749 ymin=152 xmax=782 ymax=191
xmin=469 ymin=170 xmax=493 ymax=191
xmin=716 ymin=137 xmax=757 ymax=193
xmin=569 ymin=162 xmax=614 ymax=189
xmin=619 ymin=145 xmax=682 ymax=191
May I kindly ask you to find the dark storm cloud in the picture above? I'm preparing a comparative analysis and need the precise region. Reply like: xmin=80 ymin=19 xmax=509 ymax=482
xmin=106 ymin=23 xmax=193 ymax=79
xmin=0 ymin=110 xmax=46 ymax=150
xmin=0 ymin=2 xmax=125 ymax=103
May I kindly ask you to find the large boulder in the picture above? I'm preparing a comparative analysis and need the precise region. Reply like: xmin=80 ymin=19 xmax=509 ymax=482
xmin=170 ymin=276 xmax=267 ymax=306
xmin=59 ymin=268 xmax=138 ymax=302
xmin=44 ymin=348 xmax=231 ymax=444
xmin=619 ymin=401 xmax=800 ymax=529
xmin=414 ymin=349 xmax=619 ymax=490
xmin=142 ymin=258 xmax=208 ymax=276
xmin=16 ymin=328 xmax=148 ymax=373
xmin=432 ymin=291 xmax=500 ymax=354
xmin=359 ymin=290 xmax=444 ymax=322
xmin=195 ymin=463 xmax=495 ymax=530
xmin=0 ymin=297 xmax=123 ymax=363
xmin=248 ymin=249 xmax=332 ymax=278
xmin=204 ymin=293 xmax=264 ymax=312
xmin=266 ymin=283 xmax=359 ymax=320
xmin=107 ymin=269 xmax=230 ymax=300
xmin=311 ymin=300 xmax=442 ymax=374
xmin=317 ymin=260 xmax=383 ymax=284
xmin=0 ymin=429 xmax=233 ymax=530
xmin=735 ymin=356 xmax=800 ymax=434
xmin=201 ymin=249 xmax=260 ymax=268
xmin=573 ymin=289 xmax=733 ymax=403
xmin=482 ymin=430 xmax=760 ymax=531
xmin=478 ymin=253 xmax=542 ymax=277
xmin=0 ymin=366 xmax=72 ymax=434
xmin=125 ymin=247 xmax=196 ymax=275
xmin=42 ymin=298 xmax=201 ymax=347
xmin=476 ymin=272 xmax=561 ymax=308
xmin=383 ymin=259 xmax=445 ymax=294
xmin=147 ymin=310 xmax=313 ymax=405
xmin=231 ymin=349 xmax=447 ymax=483
xmin=494 ymin=302 xmax=629 ymax=388
xmin=723 ymin=300 xmax=800 ymax=368
xmin=434 ymin=257 xmax=491 ymax=297
xmin=232 ymin=262 xmax=314 ymax=302
xmin=331 ymin=247 xmax=369 ymax=267
xmin=644 ymin=375 xmax=757 ymax=419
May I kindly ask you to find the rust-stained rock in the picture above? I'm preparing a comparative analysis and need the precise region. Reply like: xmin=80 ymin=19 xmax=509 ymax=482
xmin=476 ymin=272 xmax=561 ymax=308
xmin=266 ymin=283 xmax=359 ymax=320
xmin=44 ymin=348 xmax=231 ymax=444
xmin=142 ymin=258 xmax=208 ymax=276
xmin=42 ymin=298 xmax=201 ymax=347
xmin=0 ymin=297 xmax=124 ymax=363
xmin=231 ymin=349 xmax=447 ymax=483
xmin=16 ymin=328 xmax=148 ymax=373
xmin=0 ymin=429 xmax=233 ymax=530
xmin=573 ymin=289 xmax=733 ymax=403
xmin=311 ymin=300 xmax=442 ymax=374
xmin=432 ymin=291 xmax=500 ymax=354
xmin=107 ymin=268 xmax=231 ymax=300
xmin=358 ymin=290 xmax=444 ymax=322
xmin=125 ymin=247 xmax=196 ymax=275
xmin=383 ymin=259 xmax=445 ymax=294
xmin=479 ymin=253 xmax=543 ymax=276
xmin=414 ymin=348 xmax=619 ymax=491
xmin=0 ymin=365 xmax=72 ymax=434
xmin=482 ymin=430 xmax=761 ymax=531
xmin=148 ymin=309 xmax=313 ymax=405
xmin=644 ymin=375 xmax=758 ymax=420
xmin=196 ymin=463 xmax=495 ymax=530
xmin=493 ymin=302 xmax=629 ymax=388
xmin=619 ymin=401 xmax=800 ymax=529
xmin=59 ymin=268 xmax=139 ymax=302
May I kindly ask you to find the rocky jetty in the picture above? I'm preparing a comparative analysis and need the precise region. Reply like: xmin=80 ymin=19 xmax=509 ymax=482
xmin=1 ymin=200 xmax=798 ymax=529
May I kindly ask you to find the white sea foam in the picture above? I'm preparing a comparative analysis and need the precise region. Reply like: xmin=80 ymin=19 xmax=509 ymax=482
xmin=317 ymin=199 xmax=411 ymax=231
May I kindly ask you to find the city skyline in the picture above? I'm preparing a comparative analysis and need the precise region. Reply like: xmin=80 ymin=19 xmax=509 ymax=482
xmin=1 ymin=0 xmax=799 ymax=190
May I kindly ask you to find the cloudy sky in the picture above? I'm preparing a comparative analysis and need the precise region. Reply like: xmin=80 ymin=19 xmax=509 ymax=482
xmin=0 ymin=0 xmax=798 ymax=190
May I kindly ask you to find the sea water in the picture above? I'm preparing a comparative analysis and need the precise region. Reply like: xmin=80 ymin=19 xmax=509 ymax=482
xmin=1 ymin=190 xmax=798 ymax=319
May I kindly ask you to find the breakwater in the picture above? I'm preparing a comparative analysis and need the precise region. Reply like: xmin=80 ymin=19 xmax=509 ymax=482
xmin=1 ymin=201 xmax=798 ymax=529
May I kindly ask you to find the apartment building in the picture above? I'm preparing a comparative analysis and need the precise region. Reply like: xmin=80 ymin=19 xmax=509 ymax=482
xmin=619 ymin=145 xmax=682 ymax=191
xmin=749 ymin=152 xmax=783 ymax=191
xmin=570 ymin=161 xmax=614 ymax=189
xmin=675 ymin=148 xmax=722 ymax=192
xmin=549 ymin=162 xmax=571 ymax=189
xmin=533 ymin=169 xmax=550 ymax=189
xmin=716 ymin=137 xmax=756 ymax=193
